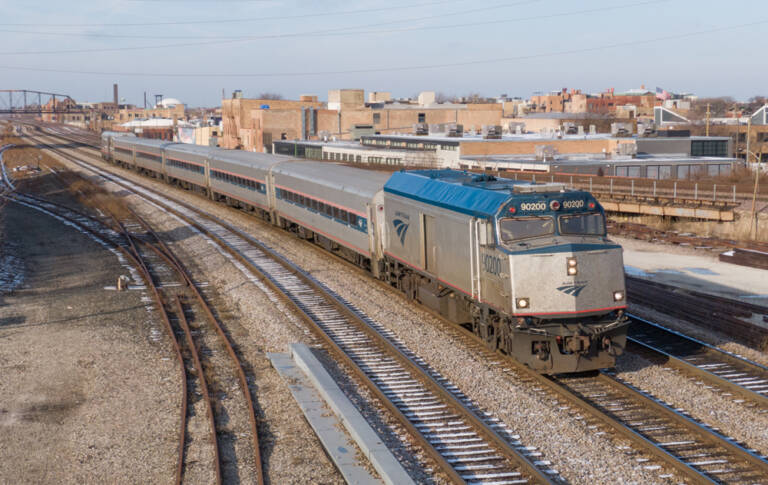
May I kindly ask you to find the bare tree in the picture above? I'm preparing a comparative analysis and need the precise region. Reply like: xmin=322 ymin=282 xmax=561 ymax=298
xmin=463 ymin=92 xmax=490 ymax=104
xmin=690 ymin=97 xmax=735 ymax=119
xmin=747 ymin=96 xmax=767 ymax=112
xmin=258 ymin=92 xmax=284 ymax=100
xmin=435 ymin=92 xmax=455 ymax=104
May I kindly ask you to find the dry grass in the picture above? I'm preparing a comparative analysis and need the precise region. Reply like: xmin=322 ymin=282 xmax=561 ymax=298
xmin=610 ymin=212 xmax=768 ymax=242
xmin=715 ymin=164 xmax=768 ymax=185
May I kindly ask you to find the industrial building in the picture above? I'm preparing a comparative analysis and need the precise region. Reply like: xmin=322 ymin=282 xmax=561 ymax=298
xmin=273 ymin=130 xmax=739 ymax=180
xmin=220 ymin=89 xmax=504 ymax=152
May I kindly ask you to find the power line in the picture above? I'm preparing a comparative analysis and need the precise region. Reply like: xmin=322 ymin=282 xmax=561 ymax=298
xmin=0 ymin=0 xmax=668 ymax=56
xmin=0 ymin=0 xmax=540 ymax=41
xmin=0 ymin=20 xmax=763 ymax=78
xmin=0 ymin=0 xmax=476 ymax=27
xmin=0 ymin=0 xmax=662 ymax=41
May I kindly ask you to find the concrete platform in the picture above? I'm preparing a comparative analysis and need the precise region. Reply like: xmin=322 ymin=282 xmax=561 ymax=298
xmin=269 ymin=344 xmax=414 ymax=485
xmin=616 ymin=235 xmax=768 ymax=307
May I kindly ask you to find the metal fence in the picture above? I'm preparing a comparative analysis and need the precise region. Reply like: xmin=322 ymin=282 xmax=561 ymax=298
xmin=496 ymin=171 xmax=767 ymax=204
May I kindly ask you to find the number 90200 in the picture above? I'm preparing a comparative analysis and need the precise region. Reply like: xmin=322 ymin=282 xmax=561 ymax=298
xmin=562 ymin=199 xmax=585 ymax=209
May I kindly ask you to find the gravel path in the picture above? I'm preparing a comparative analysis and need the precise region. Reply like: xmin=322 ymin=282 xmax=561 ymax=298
xmin=59 ymin=154 xmax=686 ymax=484
xmin=0 ymin=202 xmax=178 ymax=484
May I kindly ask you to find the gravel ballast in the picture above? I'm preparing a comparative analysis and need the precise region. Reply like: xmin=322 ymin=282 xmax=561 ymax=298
xmin=0 ymin=202 xmax=179 ymax=484
xmin=53 ymin=150 xmax=693 ymax=484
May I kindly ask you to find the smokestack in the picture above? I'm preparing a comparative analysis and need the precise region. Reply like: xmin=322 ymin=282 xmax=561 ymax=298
xmin=113 ymin=83 xmax=118 ymax=107
xmin=144 ymin=91 xmax=147 ymax=109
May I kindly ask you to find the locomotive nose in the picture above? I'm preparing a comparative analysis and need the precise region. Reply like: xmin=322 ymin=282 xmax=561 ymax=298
xmin=510 ymin=246 xmax=626 ymax=317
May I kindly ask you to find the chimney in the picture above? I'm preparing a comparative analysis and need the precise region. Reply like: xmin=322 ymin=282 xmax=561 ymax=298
xmin=113 ymin=83 xmax=118 ymax=107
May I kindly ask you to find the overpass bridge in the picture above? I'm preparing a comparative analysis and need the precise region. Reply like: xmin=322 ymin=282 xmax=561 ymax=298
xmin=0 ymin=89 xmax=84 ymax=114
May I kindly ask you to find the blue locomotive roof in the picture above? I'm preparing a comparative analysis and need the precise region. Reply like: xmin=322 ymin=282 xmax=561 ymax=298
xmin=384 ymin=169 xmax=522 ymax=218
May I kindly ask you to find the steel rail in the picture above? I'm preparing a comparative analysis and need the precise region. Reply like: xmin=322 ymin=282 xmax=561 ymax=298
xmin=129 ymin=208 xmax=265 ymax=485
xmin=29 ymin=129 xmax=558 ymax=484
xmin=116 ymin=215 xmax=223 ymax=485
xmin=627 ymin=315 xmax=768 ymax=409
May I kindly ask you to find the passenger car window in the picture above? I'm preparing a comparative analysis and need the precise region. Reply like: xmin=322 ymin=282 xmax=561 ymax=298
xmin=498 ymin=217 xmax=554 ymax=244
xmin=559 ymin=213 xmax=605 ymax=236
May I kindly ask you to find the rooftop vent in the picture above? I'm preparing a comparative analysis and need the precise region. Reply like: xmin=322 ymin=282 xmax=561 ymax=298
xmin=508 ymin=121 xmax=525 ymax=135
xmin=482 ymin=125 xmax=502 ymax=139
xmin=513 ymin=183 xmax=566 ymax=194
xmin=615 ymin=142 xmax=638 ymax=157
xmin=611 ymin=122 xmax=633 ymax=137
xmin=535 ymin=144 xmax=558 ymax=161
xmin=446 ymin=123 xmax=464 ymax=137
xmin=414 ymin=123 xmax=429 ymax=136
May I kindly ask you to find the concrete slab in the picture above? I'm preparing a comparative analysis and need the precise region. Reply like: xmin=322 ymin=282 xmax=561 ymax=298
xmin=290 ymin=343 xmax=416 ymax=485
xmin=616 ymin=236 xmax=768 ymax=306
xmin=268 ymin=352 xmax=381 ymax=485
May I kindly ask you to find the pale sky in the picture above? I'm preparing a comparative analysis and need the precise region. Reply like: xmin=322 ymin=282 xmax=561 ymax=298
xmin=1 ymin=0 xmax=765 ymax=107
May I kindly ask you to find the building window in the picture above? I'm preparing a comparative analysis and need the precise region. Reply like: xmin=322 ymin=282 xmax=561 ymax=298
xmin=691 ymin=140 xmax=727 ymax=157
xmin=418 ymin=113 xmax=425 ymax=123
xmin=373 ymin=113 xmax=381 ymax=124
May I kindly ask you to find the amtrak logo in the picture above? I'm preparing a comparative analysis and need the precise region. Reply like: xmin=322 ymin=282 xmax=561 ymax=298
xmin=392 ymin=218 xmax=410 ymax=245
xmin=557 ymin=284 xmax=587 ymax=297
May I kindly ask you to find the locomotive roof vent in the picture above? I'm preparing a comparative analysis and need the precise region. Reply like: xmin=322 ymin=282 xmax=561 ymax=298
xmin=512 ymin=182 xmax=566 ymax=193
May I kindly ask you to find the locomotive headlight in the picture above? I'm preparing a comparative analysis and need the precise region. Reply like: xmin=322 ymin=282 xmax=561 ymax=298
xmin=613 ymin=290 xmax=625 ymax=301
xmin=516 ymin=298 xmax=530 ymax=309
xmin=566 ymin=257 xmax=578 ymax=276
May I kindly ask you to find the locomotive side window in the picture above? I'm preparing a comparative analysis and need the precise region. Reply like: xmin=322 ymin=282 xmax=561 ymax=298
xmin=498 ymin=216 xmax=554 ymax=243
xmin=559 ymin=213 xmax=605 ymax=236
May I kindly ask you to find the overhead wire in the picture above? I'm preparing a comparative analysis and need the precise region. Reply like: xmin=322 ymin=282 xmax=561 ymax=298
xmin=0 ymin=20 xmax=763 ymax=78
xmin=0 ymin=0 xmax=668 ymax=55
xmin=0 ymin=0 xmax=482 ymax=27
xmin=0 ymin=0 xmax=540 ymax=40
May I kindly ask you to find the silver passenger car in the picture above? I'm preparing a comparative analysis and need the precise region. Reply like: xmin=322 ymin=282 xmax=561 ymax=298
xmin=163 ymin=143 xmax=210 ymax=189
xmin=271 ymin=161 xmax=389 ymax=263
xmin=209 ymin=151 xmax=290 ymax=212
xmin=130 ymin=138 xmax=169 ymax=176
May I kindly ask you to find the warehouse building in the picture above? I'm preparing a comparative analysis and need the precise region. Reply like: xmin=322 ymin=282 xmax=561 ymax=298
xmin=274 ymin=131 xmax=739 ymax=180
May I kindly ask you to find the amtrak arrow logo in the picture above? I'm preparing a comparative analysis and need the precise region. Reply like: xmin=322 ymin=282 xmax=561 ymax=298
xmin=557 ymin=284 xmax=587 ymax=297
xmin=392 ymin=218 xmax=410 ymax=246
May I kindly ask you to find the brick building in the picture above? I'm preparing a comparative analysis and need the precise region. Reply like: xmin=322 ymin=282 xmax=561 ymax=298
xmin=220 ymin=89 xmax=504 ymax=152
xmin=530 ymin=87 xmax=660 ymax=118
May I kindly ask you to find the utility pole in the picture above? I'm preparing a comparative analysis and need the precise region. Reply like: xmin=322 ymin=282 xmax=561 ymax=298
xmin=705 ymin=103 xmax=711 ymax=136
xmin=748 ymin=118 xmax=760 ymax=239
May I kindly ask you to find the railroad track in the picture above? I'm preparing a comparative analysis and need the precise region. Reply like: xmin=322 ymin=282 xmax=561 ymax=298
xmin=124 ymin=209 xmax=264 ymax=485
xmin=407 ymin=309 xmax=768 ymax=483
xmin=1 ymin=185 xmax=264 ymax=484
xmin=627 ymin=276 xmax=768 ymax=351
xmin=551 ymin=371 xmax=768 ymax=483
xmin=29 ymin=124 xmax=768 ymax=483
xmin=628 ymin=315 xmax=768 ymax=409
xmin=24 ymin=124 xmax=563 ymax=484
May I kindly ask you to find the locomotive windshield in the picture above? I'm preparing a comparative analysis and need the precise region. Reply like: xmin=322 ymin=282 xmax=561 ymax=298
xmin=498 ymin=216 xmax=555 ymax=243
xmin=559 ymin=213 xmax=606 ymax=236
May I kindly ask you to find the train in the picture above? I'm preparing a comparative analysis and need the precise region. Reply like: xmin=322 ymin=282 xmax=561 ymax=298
xmin=101 ymin=132 xmax=629 ymax=374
